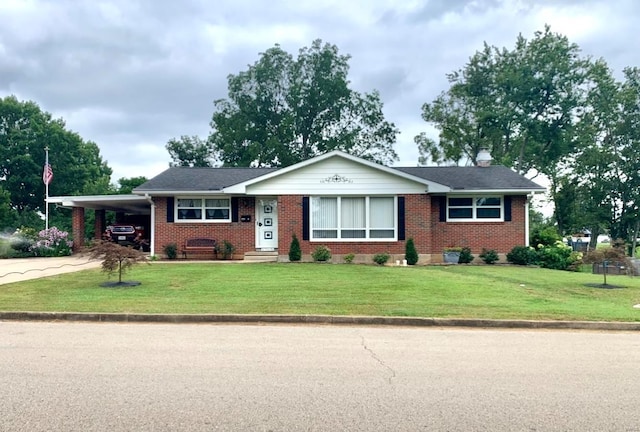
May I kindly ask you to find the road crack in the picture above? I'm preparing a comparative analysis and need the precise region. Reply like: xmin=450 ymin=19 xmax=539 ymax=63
xmin=361 ymin=336 xmax=396 ymax=384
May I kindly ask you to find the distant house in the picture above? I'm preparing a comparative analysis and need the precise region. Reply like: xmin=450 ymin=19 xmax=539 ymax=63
xmin=50 ymin=150 xmax=544 ymax=263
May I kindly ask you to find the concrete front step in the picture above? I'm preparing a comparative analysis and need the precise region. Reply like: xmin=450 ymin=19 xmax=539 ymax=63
xmin=243 ymin=251 xmax=279 ymax=262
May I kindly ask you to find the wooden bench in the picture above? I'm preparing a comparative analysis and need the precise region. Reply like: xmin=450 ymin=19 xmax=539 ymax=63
xmin=181 ymin=238 xmax=217 ymax=259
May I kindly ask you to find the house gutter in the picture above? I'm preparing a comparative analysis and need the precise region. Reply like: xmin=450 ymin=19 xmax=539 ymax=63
xmin=144 ymin=194 xmax=155 ymax=256
xmin=525 ymin=194 xmax=531 ymax=247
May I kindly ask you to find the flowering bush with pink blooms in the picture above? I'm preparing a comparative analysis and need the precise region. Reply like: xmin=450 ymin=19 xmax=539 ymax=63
xmin=31 ymin=227 xmax=73 ymax=257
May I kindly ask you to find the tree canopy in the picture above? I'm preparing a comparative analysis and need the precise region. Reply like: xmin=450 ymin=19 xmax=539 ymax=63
xmin=166 ymin=135 xmax=215 ymax=167
xmin=416 ymin=26 xmax=588 ymax=177
xmin=416 ymin=26 xmax=640 ymax=246
xmin=209 ymin=39 xmax=399 ymax=167
xmin=0 ymin=95 xmax=112 ymax=231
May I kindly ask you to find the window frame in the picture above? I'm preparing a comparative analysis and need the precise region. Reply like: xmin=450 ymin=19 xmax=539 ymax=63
xmin=446 ymin=195 xmax=504 ymax=222
xmin=175 ymin=196 xmax=232 ymax=223
xmin=310 ymin=196 xmax=397 ymax=242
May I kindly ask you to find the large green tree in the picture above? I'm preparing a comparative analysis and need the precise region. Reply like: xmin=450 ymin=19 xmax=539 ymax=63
xmin=166 ymin=135 xmax=215 ymax=167
xmin=555 ymin=64 xmax=640 ymax=247
xmin=416 ymin=26 xmax=589 ymax=176
xmin=0 ymin=95 xmax=112 ymax=231
xmin=115 ymin=176 xmax=148 ymax=194
xmin=210 ymin=39 xmax=399 ymax=167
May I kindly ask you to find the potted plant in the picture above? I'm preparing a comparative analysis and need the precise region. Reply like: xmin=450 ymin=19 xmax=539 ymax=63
xmin=443 ymin=247 xmax=462 ymax=264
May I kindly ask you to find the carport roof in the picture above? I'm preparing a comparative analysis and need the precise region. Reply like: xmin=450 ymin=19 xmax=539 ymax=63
xmin=134 ymin=166 xmax=278 ymax=194
xmin=48 ymin=195 xmax=151 ymax=215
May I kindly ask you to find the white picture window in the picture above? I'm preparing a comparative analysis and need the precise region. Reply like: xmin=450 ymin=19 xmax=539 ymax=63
xmin=311 ymin=196 xmax=396 ymax=241
xmin=447 ymin=196 xmax=502 ymax=221
xmin=177 ymin=197 xmax=231 ymax=222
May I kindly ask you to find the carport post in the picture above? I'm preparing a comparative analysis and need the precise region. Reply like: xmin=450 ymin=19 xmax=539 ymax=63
xmin=72 ymin=207 xmax=85 ymax=252
xmin=94 ymin=209 xmax=106 ymax=240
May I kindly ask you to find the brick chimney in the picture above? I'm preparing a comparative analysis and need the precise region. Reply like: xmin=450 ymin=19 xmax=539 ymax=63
xmin=476 ymin=148 xmax=492 ymax=167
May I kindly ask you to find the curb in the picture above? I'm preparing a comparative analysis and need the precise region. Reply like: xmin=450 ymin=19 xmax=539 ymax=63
xmin=1 ymin=312 xmax=639 ymax=331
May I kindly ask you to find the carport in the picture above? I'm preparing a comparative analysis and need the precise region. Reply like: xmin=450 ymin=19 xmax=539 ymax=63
xmin=47 ymin=194 xmax=155 ymax=254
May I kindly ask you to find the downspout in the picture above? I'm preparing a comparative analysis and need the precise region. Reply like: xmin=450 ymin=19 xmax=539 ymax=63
xmin=144 ymin=194 xmax=155 ymax=256
xmin=524 ymin=194 xmax=531 ymax=247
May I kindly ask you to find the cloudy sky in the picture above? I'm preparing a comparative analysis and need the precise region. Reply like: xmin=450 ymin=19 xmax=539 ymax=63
xmin=1 ymin=0 xmax=638 ymax=185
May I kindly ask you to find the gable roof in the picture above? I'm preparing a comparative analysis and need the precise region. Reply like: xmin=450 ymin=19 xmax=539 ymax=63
xmin=395 ymin=166 xmax=545 ymax=193
xmin=134 ymin=166 xmax=278 ymax=195
xmin=222 ymin=150 xmax=448 ymax=194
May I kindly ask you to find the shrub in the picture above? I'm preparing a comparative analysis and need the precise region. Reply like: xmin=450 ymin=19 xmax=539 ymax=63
xmin=31 ymin=227 xmax=72 ymax=257
xmin=536 ymin=241 xmax=582 ymax=271
xmin=10 ymin=236 xmax=33 ymax=254
xmin=405 ymin=238 xmax=418 ymax=265
xmin=458 ymin=247 xmax=474 ymax=264
xmin=311 ymin=245 xmax=331 ymax=262
xmin=15 ymin=226 xmax=39 ymax=241
xmin=163 ymin=243 xmax=178 ymax=260
xmin=507 ymin=246 xmax=537 ymax=265
xmin=219 ymin=240 xmax=235 ymax=259
xmin=343 ymin=253 xmax=355 ymax=264
xmin=288 ymin=234 xmax=302 ymax=262
xmin=583 ymin=245 xmax=628 ymax=264
xmin=479 ymin=248 xmax=499 ymax=264
xmin=530 ymin=226 xmax=561 ymax=249
xmin=372 ymin=253 xmax=390 ymax=265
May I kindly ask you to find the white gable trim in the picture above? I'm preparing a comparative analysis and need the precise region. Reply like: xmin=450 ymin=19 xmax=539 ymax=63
xmin=223 ymin=150 xmax=450 ymax=194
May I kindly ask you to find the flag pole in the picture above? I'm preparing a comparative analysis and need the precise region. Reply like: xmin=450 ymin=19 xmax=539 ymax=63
xmin=44 ymin=146 xmax=49 ymax=230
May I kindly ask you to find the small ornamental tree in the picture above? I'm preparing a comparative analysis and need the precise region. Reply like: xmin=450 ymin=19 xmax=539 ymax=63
xmin=405 ymin=238 xmax=418 ymax=265
xmin=289 ymin=234 xmax=302 ymax=262
xmin=89 ymin=241 xmax=148 ymax=284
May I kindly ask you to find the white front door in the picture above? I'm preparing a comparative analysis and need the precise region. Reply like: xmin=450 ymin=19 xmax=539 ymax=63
xmin=256 ymin=198 xmax=278 ymax=250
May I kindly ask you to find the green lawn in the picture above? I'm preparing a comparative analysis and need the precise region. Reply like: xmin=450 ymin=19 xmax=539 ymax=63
xmin=1 ymin=262 xmax=640 ymax=321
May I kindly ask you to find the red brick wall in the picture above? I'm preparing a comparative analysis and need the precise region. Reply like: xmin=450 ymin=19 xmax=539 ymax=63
xmin=152 ymin=194 xmax=528 ymax=259
xmin=71 ymin=207 xmax=85 ymax=252
xmin=430 ymin=195 xmax=527 ymax=254
xmin=153 ymin=197 xmax=256 ymax=257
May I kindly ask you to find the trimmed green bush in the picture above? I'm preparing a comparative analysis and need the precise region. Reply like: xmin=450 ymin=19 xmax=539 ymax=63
xmin=507 ymin=246 xmax=537 ymax=265
xmin=220 ymin=240 xmax=235 ymax=259
xmin=530 ymin=226 xmax=562 ymax=249
xmin=373 ymin=253 xmax=390 ymax=265
xmin=458 ymin=247 xmax=474 ymax=264
xmin=343 ymin=253 xmax=355 ymax=264
xmin=479 ymin=248 xmax=499 ymax=264
xmin=536 ymin=241 xmax=581 ymax=271
xmin=311 ymin=245 xmax=331 ymax=262
xmin=405 ymin=238 xmax=418 ymax=265
xmin=288 ymin=234 xmax=302 ymax=262
xmin=163 ymin=243 xmax=178 ymax=260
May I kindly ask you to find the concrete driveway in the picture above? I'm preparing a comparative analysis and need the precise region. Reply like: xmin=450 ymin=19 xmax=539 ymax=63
xmin=0 ymin=255 xmax=101 ymax=285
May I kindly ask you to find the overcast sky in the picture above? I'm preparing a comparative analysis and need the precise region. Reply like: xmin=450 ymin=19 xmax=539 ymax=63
xmin=1 ymin=0 xmax=638 ymax=185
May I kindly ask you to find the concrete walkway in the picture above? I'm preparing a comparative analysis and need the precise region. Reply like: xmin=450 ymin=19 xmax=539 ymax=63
xmin=0 ymin=255 xmax=101 ymax=285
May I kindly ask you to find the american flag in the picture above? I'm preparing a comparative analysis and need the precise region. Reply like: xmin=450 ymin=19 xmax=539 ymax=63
xmin=42 ymin=163 xmax=53 ymax=185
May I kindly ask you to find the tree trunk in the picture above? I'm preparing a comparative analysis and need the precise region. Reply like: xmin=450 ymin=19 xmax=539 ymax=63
xmin=632 ymin=221 xmax=639 ymax=258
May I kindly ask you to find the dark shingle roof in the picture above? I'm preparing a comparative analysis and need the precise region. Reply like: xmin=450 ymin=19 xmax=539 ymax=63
xmin=134 ymin=167 xmax=279 ymax=192
xmin=394 ymin=165 xmax=544 ymax=191
xmin=134 ymin=164 xmax=544 ymax=193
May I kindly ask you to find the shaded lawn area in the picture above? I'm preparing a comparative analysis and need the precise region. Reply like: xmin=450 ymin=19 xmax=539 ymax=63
xmin=1 ymin=263 xmax=640 ymax=321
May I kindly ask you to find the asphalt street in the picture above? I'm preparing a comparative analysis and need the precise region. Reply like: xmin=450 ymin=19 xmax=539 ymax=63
xmin=1 ymin=322 xmax=639 ymax=431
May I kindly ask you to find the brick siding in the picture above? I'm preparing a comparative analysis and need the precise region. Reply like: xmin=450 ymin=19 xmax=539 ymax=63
xmin=151 ymin=194 xmax=528 ymax=260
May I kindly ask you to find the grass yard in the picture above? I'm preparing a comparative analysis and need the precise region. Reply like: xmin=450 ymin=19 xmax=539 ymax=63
xmin=1 ymin=263 xmax=640 ymax=321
